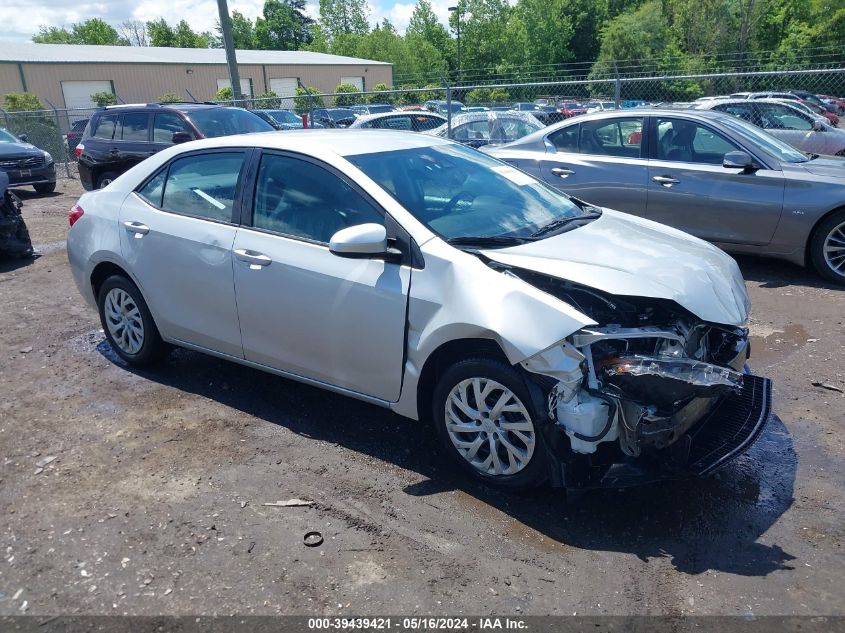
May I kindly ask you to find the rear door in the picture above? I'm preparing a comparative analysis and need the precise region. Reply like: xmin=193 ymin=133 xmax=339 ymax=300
xmin=119 ymin=150 xmax=246 ymax=357
xmin=113 ymin=111 xmax=156 ymax=173
xmin=537 ymin=116 xmax=648 ymax=215
xmin=646 ymin=116 xmax=784 ymax=245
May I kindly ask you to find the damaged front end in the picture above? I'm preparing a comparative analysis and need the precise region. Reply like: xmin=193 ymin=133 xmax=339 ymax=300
xmin=517 ymin=271 xmax=772 ymax=487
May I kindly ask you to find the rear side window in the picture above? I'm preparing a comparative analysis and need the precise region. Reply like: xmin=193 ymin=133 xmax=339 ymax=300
xmin=118 ymin=113 xmax=150 ymax=142
xmin=548 ymin=125 xmax=579 ymax=152
xmin=137 ymin=169 xmax=166 ymax=207
xmin=160 ymin=152 xmax=245 ymax=222
xmin=579 ymin=118 xmax=643 ymax=157
xmin=93 ymin=114 xmax=119 ymax=140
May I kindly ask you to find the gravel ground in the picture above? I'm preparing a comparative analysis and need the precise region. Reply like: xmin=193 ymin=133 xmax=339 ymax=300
xmin=0 ymin=178 xmax=843 ymax=617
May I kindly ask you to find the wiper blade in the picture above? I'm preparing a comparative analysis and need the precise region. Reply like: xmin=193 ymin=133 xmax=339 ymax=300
xmin=530 ymin=210 xmax=602 ymax=238
xmin=446 ymin=235 xmax=537 ymax=247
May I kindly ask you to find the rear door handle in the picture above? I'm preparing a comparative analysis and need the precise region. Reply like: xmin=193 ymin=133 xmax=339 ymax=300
xmin=123 ymin=221 xmax=149 ymax=237
xmin=652 ymin=175 xmax=680 ymax=186
xmin=551 ymin=167 xmax=575 ymax=178
xmin=235 ymin=249 xmax=272 ymax=268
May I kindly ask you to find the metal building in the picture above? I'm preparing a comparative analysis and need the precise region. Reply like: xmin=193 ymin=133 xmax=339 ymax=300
xmin=0 ymin=43 xmax=393 ymax=109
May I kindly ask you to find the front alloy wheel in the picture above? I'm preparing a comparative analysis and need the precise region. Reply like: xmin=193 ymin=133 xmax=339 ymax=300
xmin=433 ymin=358 xmax=546 ymax=489
xmin=810 ymin=210 xmax=845 ymax=284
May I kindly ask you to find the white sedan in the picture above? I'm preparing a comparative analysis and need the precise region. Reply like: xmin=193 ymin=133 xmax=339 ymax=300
xmin=67 ymin=130 xmax=771 ymax=491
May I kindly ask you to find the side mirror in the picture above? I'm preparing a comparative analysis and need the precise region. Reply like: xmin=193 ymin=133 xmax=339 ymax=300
xmin=723 ymin=151 xmax=757 ymax=171
xmin=812 ymin=119 xmax=826 ymax=132
xmin=19 ymin=134 xmax=28 ymax=142
xmin=171 ymin=131 xmax=193 ymax=144
xmin=329 ymin=223 xmax=401 ymax=262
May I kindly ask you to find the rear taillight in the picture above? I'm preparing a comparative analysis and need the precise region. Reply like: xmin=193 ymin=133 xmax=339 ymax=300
xmin=69 ymin=204 xmax=84 ymax=227
xmin=74 ymin=143 xmax=84 ymax=158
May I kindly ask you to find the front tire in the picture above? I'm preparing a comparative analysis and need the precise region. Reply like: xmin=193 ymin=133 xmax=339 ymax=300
xmin=97 ymin=275 xmax=168 ymax=366
xmin=810 ymin=209 xmax=845 ymax=284
xmin=432 ymin=358 xmax=547 ymax=490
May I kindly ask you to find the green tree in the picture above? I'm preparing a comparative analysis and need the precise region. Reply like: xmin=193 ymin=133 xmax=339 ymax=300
xmin=227 ymin=11 xmax=257 ymax=49
xmin=91 ymin=91 xmax=117 ymax=106
xmin=450 ymin=0 xmax=512 ymax=81
xmin=255 ymin=0 xmax=314 ymax=50
xmin=334 ymin=82 xmax=361 ymax=106
xmin=33 ymin=19 xmax=124 ymax=45
xmin=174 ymin=20 xmax=212 ymax=47
xmin=319 ymin=0 xmax=369 ymax=40
xmin=506 ymin=0 xmax=576 ymax=70
xmin=147 ymin=18 xmax=176 ymax=46
xmin=3 ymin=92 xmax=43 ymax=111
xmin=407 ymin=0 xmax=453 ymax=64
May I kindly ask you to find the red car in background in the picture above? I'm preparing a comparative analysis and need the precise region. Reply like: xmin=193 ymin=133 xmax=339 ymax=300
xmin=803 ymin=100 xmax=840 ymax=126
xmin=558 ymin=101 xmax=587 ymax=118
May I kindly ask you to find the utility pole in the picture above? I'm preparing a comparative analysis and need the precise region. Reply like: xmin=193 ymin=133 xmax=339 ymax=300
xmin=217 ymin=0 xmax=242 ymax=101
xmin=448 ymin=5 xmax=461 ymax=83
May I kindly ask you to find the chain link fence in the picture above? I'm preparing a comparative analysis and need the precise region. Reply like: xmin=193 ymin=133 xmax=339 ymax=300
xmin=2 ymin=66 xmax=843 ymax=182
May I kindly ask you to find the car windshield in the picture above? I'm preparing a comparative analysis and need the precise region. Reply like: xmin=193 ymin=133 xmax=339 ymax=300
xmin=0 ymin=128 xmax=19 ymax=143
xmin=718 ymin=115 xmax=809 ymax=163
xmin=347 ymin=143 xmax=589 ymax=242
xmin=328 ymin=109 xmax=355 ymax=121
xmin=187 ymin=108 xmax=273 ymax=137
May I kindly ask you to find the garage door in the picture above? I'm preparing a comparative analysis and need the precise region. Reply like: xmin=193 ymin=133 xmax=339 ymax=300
xmin=341 ymin=76 xmax=364 ymax=91
xmin=269 ymin=78 xmax=298 ymax=108
xmin=61 ymin=81 xmax=113 ymax=109
xmin=217 ymin=78 xmax=253 ymax=98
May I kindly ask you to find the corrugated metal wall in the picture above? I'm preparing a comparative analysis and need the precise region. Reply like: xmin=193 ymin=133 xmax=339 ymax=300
xmin=0 ymin=61 xmax=393 ymax=108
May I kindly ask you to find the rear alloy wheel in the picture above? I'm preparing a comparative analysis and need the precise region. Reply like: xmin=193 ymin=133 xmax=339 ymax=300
xmin=433 ymin=358 xmax=546 ymax=490
xmin=810 ymin=210 xmax=845 ymax=284
xmin=97 ymin=275 xmax=168 ymax=366
xmin=96 ymin=172 xmax=118 ymax=189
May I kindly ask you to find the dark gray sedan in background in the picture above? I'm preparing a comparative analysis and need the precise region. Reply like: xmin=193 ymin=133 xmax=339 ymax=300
xmin=487 ymin=109 xmax=845 ymax=283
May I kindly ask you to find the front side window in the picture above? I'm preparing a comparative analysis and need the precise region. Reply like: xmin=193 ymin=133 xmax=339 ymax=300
xmin=347 ymin=143 xmax=588 ymax=241
xmin=118 ymin=113 xmax=150 ymax=142
xmin=93 ymin=114 xmax=119 ymax=140
xmin=160 ymin=152 xmax=244 ymax=222
xmin=252 ymin=154 xmax=383 ymax=243
xmin=579 ymin=118 xmax=643 ymax=157
xmin=756 ymin=103 xmax=812 ymax=131
xmin=154 ymin=112 xmax=193 ymax=143
xmin=656 ymin=118 xmax=739 ymax=164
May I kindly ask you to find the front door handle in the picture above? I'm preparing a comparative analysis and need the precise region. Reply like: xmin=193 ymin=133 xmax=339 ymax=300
xmin=235 ymin=249 xmax=272 ymax=268
xmin=551 ymin=167 xmax=575 ymax=178
xmin=123 ymin=221 xmax=149 ymax=237
xmin=652 ymin=175 xmax=680 ymax=187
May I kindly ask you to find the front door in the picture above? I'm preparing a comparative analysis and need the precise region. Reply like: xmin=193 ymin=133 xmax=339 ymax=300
xmin=232 ymin=151 xmax=410 ymax=401
xmin=538 ymin=117 xmax=649 ymax=216
xmin=646 ymin=116 xmax=785 ymax=245
xmin=119 ymin=150 xmax=246 ymax=357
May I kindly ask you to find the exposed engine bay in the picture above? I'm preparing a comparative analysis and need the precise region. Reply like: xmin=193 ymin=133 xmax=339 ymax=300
xmin=503 ymin=266 xmax=769 ymax=483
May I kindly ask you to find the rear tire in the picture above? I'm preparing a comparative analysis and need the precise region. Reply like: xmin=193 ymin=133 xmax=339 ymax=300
xmin=96 ymin=172 xmax=118 ymax=189
xmin=432 ymin=357 xmax=547 ymax=490
xmin=97 ymin=275 xmax=168 ymax=367
xmin=34 ymin=182 xmax=56 ymax=194
xmin=809 ymin=209 xmax=845 ymax=284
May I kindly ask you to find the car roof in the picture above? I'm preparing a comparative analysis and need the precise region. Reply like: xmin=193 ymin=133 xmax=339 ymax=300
xmin=353 ymin=111 xmax=445 ymax=124
xmin=166 ymin=129 xmax=454 ymax=157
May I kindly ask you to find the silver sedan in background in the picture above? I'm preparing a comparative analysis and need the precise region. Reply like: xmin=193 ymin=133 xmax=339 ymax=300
xmin=487 ymin=109 xmax=845 ymax=283
xmin=429 ymin=111 xmax=544 ymax=148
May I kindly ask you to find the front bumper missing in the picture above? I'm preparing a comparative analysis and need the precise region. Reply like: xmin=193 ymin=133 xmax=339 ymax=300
xmin=583 ymin=374 xmax=772 ymax=488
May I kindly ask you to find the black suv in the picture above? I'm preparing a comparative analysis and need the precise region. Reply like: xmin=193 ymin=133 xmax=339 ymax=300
xmin=77 ymin=103 xmax=274 ymax=190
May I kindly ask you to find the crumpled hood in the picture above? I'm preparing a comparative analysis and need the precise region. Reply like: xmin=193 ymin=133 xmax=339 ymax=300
xmin=791 ymin=155 xmax=845 ymax=178
xmin=481 ymin=209 xmax=750 ymax=326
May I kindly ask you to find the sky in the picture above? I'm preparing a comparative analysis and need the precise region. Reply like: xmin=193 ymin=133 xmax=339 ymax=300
xmin=0 ymin=0 xmax=456 ymax=43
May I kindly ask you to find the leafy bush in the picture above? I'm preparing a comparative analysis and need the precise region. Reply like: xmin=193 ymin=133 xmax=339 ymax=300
xmin=214 ymin=86 xmax=234 ymax=102
xmin=369 ymin=83 xmax=392 ymax=104
xmin=158 ymin=93 xmax=184 ymax=103
xmin=334 ymin=83 xmax=361 ymax=106
xmin=3 ymin=92 xmax=43 ymax=112
xmin=293 ymin=86 xmax=320 ymax=114
xmin=254 ymin=91 xmax=281 ymax=109
xmin=465 ymin=87 xmax=510 ymax=105
xmin=91 ymin=91 xmax=117 ymax=107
